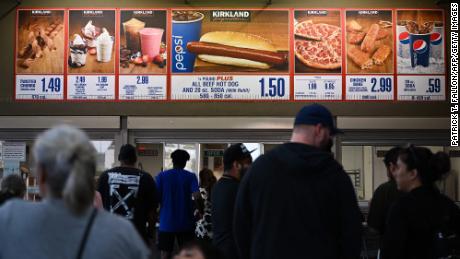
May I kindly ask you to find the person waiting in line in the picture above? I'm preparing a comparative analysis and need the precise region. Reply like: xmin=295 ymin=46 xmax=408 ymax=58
xmin=368 ymin=146 xmax=403 ymax=235
xmin=0 ymin=173 xmax=26 ymax=206
xmin=194 ymin=168 xmax=217 ymax=242
xmin=98 ymin=144 xmax=158 ymax=245
xmin=233 ymin=104 xmax=362 ymax=259
xmin=174 ymin=240 xmax=224 ymax=259
xmin=0 ymin=125 xmax=150 ymax=259
xmin=381 ymin=145 xmax=460 ymax=259
xmin=212 ymin=144 xmax=253 ymax=259
xmin=156 ymin=149 xmax=200 ymax=259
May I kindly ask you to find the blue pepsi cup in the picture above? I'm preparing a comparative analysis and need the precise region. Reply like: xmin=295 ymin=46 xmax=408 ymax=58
xmin=172 ymin=12 xmax=204 ymax=73
xmin=409 ymin=33 xmax=431 ymax=67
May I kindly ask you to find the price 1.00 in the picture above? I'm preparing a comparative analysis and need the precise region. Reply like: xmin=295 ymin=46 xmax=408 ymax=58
xmin=259 ymin=78 xmax=285 ymax=97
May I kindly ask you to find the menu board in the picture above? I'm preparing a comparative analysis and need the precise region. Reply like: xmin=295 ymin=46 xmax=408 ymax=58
xmin=396 ymin=10 xmax=446 ymax=101
xmin=170 ymin=10 xmax=290 ymax=100
xmin=345 ymin=10 xmax=394 ymax=100
xmin=15 ymin=9 xmax=65 ymax=100
xmin=293 ymin=9 xmax=343 ymax=100
xmin=119 ymin=10 xmax=167 ymax=100
xmin=67 ymin=9 xmax=116 ymax=100
xmin=13 ymin=8 xmax=447 ymax=102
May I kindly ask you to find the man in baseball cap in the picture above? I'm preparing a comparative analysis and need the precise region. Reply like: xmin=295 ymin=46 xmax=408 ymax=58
xmin=212 ymin=143 xmax=253 ymax=259
xmin=234 ymin=104 xmax=361 ymax=259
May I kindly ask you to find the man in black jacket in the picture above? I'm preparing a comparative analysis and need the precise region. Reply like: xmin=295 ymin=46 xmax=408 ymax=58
xmin=234 ymin=104 xmax=362 ymax=259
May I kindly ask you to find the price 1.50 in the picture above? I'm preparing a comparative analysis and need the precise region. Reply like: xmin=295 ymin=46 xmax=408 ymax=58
xmin=371 ymin=77 xmax=392 ymax=93
xmin=259 ymin=78 xmax=285 ymax=97
xmin=41 ymin=77 xmax=61 ymax=93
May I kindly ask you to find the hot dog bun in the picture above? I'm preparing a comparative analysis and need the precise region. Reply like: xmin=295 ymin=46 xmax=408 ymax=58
xmin=197 ymin=31 xmax=278 ymax=69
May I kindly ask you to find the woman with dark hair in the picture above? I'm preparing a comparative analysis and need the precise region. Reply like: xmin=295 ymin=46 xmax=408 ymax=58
xmin=195 ymin=168 xmax=217 ymax=241
xmin=0 ymin=174 xmax=26 ymax=206
xmin=381 ymin=145 xmax=460 ymax=259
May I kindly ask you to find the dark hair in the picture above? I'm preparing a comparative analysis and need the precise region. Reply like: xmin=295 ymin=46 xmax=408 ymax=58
xmin=199 ymin=168 xmax=216 ymax=194
xmin=383 ymin=146 xmax=402 ymax=167
xmin=0 ymin=174 xmax=26 ymax=205
xmin=118 ymin=144 xmax=137 ymax=165
xmin=177 ymin=240 xmax=224 ymax=259
xmin=398 ymin=145 xmax=451 ymax=185
xmin=171 ymin=149 xmax=190 ymax=169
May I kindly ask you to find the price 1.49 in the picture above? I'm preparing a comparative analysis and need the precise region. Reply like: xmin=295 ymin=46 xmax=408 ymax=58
xmin=259 ymin=78 xmax=285 ymax=97
xmin=41 ymin=77 xmax=61 ymax=93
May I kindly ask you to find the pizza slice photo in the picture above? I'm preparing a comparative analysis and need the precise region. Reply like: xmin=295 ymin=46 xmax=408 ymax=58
xmin=294 ymin=14 xmax=342 ymax=73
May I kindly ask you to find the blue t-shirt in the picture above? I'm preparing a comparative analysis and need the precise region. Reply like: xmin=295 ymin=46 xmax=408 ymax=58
xmin=156 ymin=168 xmax=199 ymax=232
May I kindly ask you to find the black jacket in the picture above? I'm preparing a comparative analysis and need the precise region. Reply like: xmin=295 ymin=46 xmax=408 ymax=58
xmin=367 ymin=180 xmax=402 ymax=234
xmin=234 ymin=142 xmax=362 ymax=259
xmin=381 ymin=186 xmax=460 ymax=259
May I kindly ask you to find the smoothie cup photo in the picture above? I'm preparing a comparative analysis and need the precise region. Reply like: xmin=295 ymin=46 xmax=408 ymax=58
xmin=139 ymin=27 xmax=164 ymax=59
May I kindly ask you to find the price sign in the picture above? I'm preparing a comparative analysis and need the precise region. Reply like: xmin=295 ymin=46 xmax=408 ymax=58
xmin=397 ymin=76 xmax=446 ymax=101
xmin=67 ymin=75 xmax=115 ymax=100
xmin=119 ymin=75 xmax=167 ymax=100
xmin=171 ymin=75 xmax=289 ymax=100
xmin=16 ymin=75 xmax=64 ymax=100
xmin=294 ymin=76 xmax=342 ymax=100
xmin=346 ymin=75 xmax=394 ymax=100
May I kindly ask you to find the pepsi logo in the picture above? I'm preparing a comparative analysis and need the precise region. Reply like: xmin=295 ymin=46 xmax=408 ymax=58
xmin=430 ymin=32 xmax=442 ymax=45
xmin=413 ymin=39 xmax=428 ymax=54
xmin=398 ymin=31 xmax=410 ymax=44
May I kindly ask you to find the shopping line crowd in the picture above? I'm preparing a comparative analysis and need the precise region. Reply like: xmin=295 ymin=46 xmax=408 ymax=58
xmin=0 ymin=104 xmax=459 ymax=259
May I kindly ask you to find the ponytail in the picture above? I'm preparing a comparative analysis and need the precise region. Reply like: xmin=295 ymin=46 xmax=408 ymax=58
xmin=34 ymin=125 xmax=96 ymax=215
xmin=428 ymin=151 xmax=451 ymax=183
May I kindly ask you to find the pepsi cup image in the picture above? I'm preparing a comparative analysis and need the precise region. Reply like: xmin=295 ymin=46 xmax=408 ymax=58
xmin=397 ymin=20 xmax=410 ymax=59
xmin=172 ymin=11 xmax=204 ymax=73
xmin=429 ymin=21 xmax=443 ymax=60
xmin=409 ymin=33 xmax=431 ymax=67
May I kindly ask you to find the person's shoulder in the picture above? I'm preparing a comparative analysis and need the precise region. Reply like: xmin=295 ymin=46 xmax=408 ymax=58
xmin=0 ymin=199 xmax=40 ymax=224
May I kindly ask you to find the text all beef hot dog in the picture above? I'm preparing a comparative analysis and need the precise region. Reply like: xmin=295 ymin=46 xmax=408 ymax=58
xmin=187 ymin=31 xmax=288 ymax=69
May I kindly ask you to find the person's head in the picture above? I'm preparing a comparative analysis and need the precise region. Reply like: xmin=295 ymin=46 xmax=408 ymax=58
xmin=171 ymin=149 xmax=190 ymax=169
xmin=383 ymin=146 xmax=402 ymax=180
xmin=291 ymin=104 xmax=341 ymax=151
xmin=118 ymin=144 xmax=137 ymax=166
xmin=199 ymin=168 xmax=216 ymax=189
xmin=33 ymin=125 xmax=96 ymax=215
xmin=223 ymin=143 xmax=253 ymax=179
xmin=174 ymin=240 xmax=223 ymax=259
xmin=394 ymin=145 xmax=450 ymax=192
xmin=0 ymin=174 xmax=26 ymax=202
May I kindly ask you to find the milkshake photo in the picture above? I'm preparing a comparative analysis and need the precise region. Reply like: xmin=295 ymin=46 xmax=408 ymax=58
xmin=119 ymin=10 xmax=167 ymax=74
xmin=68 ymin=10 xmax=116 ymax=74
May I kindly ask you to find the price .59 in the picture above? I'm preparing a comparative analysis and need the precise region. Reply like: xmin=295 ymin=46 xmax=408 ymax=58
xmin=41 ymin=77 xmax=61 ymax=93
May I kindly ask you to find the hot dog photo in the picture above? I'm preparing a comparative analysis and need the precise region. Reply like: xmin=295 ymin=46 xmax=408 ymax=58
xmin=294 ymin=10 xmax=342 ymax=74
xmin=346 ymin=10 xmax=394 ymax=74
xmin=171 ymin=10 xmax=289 ymax=73
xmin=16 ymin=10 xmax=65 ymax=74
